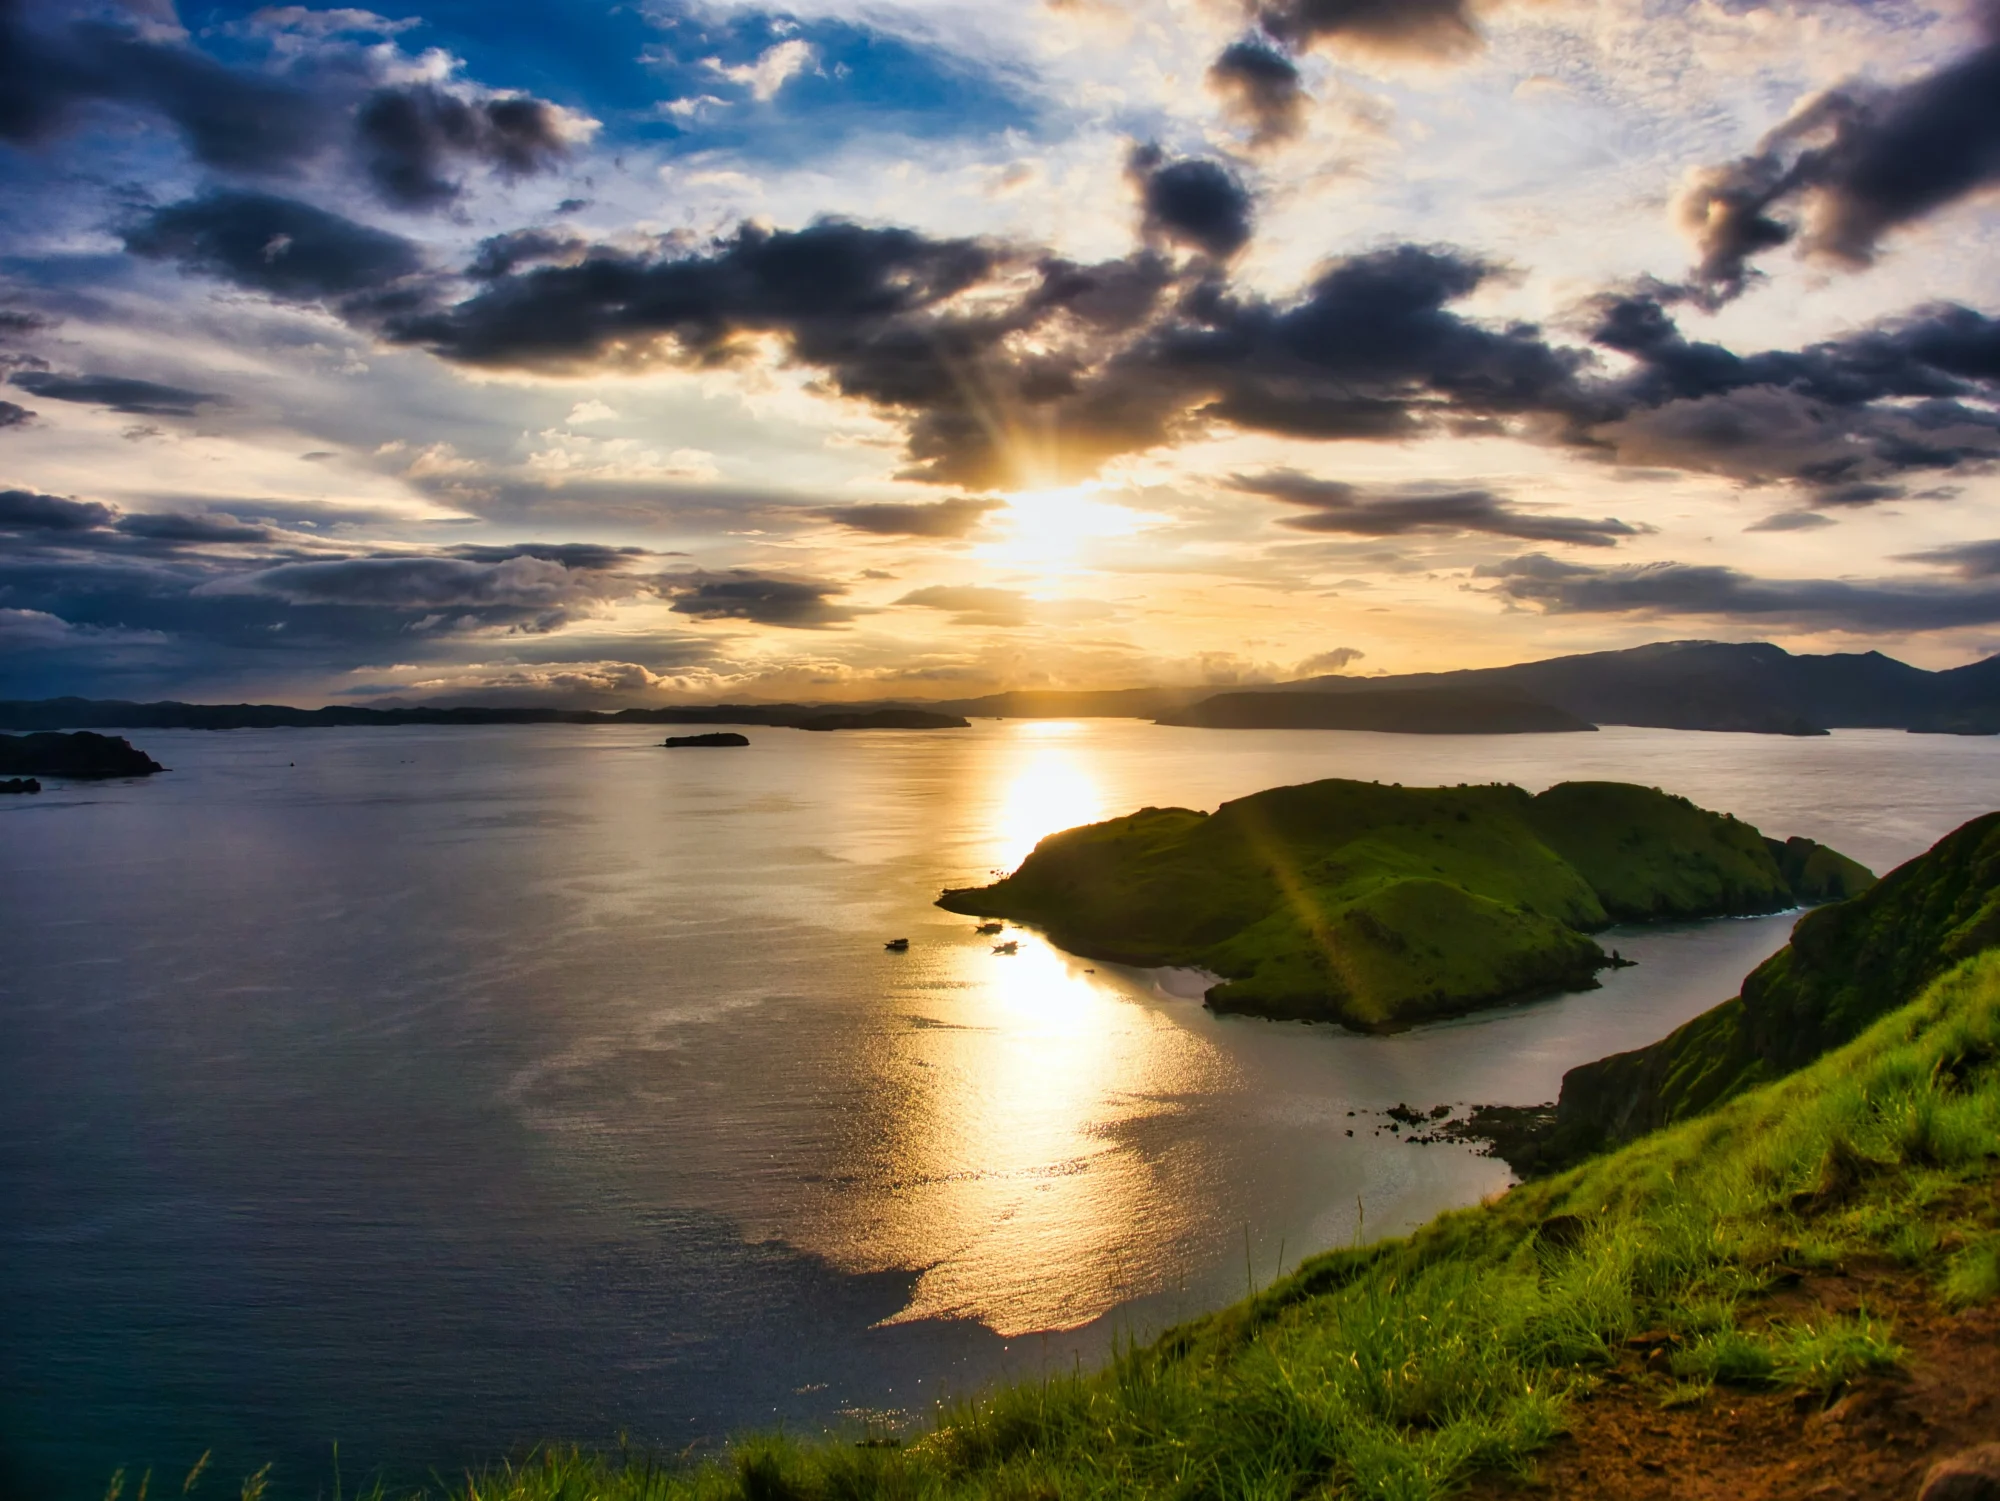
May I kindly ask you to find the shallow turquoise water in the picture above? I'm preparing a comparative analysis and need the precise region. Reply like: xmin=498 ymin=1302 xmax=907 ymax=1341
xmin=4 ymin=722 xmax=1996 ymax=1497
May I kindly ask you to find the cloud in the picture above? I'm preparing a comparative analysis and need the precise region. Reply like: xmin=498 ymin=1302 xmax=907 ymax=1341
xmin=0 ymin=487 xmax=116 ymax=532
xmin=1899 ymin=538 xmax=2000 ymax=579
xmin=1295 ymin=645 xmax=1365 ymax=674
xmin=894 ymin=585 xmax=1116 ymax=627
xmin=0 ymin=400 xmax=34 ymax=429
xmin=1474 ymin=553 xmax=2000 ymax=632
xmin=895 ymin=584 xmax=1033 ymax=626
xmin=9 ymin=370 xmax=223 ymax=417
xmin=357 ymin=84 xmax=590 ymax=210
xmin=1208 ymin=41 xmax=1306 ymax=146
xmin=1745 ymin=510 xmax=1836 ymax=533
xmin=113 ymin=512 xmax=278 ymax=543
xmin=1252 ymin=0 xmax=1481 ymax=59
xmin=822 ymin=496 xmax=1003 ymax=537
xmin=661 ymin=569 xmax=857 ymax=628
xmin=1232 ymin=469 xmax=1647 ymax=546
xmin=707 ymin=38 xmax=818 ymax=102
xmin=0 ymin=0 xmax=329 ymax=173
xmin=1678 ymin=15 xmax=2000 ymax=295
xmin=1130 ymin=147 xmax=1255 ymax=259
xmin=124 ymin=190 xmax=427 ymax=304
xmin=206 ymin=552 xmax=640 ymax=633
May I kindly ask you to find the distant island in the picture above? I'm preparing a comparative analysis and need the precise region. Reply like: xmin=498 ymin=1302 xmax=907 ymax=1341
xmin=938 ymin=778 xmax=1872 ymax=1031
xmin=9 ymin=638 xmax=2000 ymax=736
xmin=792 ymin=709 xmax=967 ymax=731
xmin=662 ymin=732 xmax=750 ymax=747
xmin=1157 ymin=687 xmax=1595 ymax=734
xmin=0 ymin=731 xmax=163 ymax=779
xmin=1 ymin=777 xmax=40 ymax=794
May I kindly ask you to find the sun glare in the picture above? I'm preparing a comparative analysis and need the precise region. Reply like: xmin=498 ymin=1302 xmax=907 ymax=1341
xmin=979 ymin=484 xmax=1147 ymax=577
xmin=994 ymin=742 xmax=1106 ymax=871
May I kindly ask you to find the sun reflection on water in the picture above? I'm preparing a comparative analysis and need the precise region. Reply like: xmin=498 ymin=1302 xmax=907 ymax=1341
xmin=992 ymin=724 xmax=1109 ymax=872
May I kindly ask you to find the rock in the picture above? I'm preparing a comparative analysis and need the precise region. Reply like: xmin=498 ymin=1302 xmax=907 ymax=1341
xmin=0 ymin=777 xmax=39 ymax=794
xmin=1919 ymin=1445 xmax=2000 ymax=1500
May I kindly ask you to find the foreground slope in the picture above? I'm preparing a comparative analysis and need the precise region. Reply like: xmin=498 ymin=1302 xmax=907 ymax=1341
xmin=938 ymin=779 xmax=1869 ymax=1030
xmin=1554 ymin=811 xmax=2000 ymax=1161
xmin=434 ymin=948 xmax=2000 ymax=1501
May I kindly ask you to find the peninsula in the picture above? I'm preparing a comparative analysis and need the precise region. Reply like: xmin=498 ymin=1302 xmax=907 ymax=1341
xmin=1157 ymin=687 xmax=1594 ymax=734
xmin=939 ymin=778 xmax=1871 ymax=1030
xmin=0 ymin=731 xmax=163 ymax=779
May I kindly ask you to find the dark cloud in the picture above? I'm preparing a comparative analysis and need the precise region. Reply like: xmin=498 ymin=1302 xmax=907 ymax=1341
xmin=0 ymin=487 xmax=115 ymax=532
xmin=1475 ymin=552 xmax=2000 ymax=632
xmin=1900 ymin=538 xmax=2000 ymax=579
xmin=210 ymin=552 xmax=638 ymax=632
xmin=1232 ymin=469 xmax=1647 ymax=545
xmin=1585 ymin=293 xmax=2000 ymax=497
xmin=0 ymin=400 xmax=34 ymax=429
xmin=1208 ymin=41 xmax=1306 ymax=146
xmin=10 ymin=369 xmax=223 ymax=417
xmin=1679 ymin=16 xmax=2000 ymax=295
xmin=1130 ymin=147 xmax=1255 ymax=259
xmin=466 ymin=227 xmax=587 ymax=280
xmin=1252 ymin=0 xmax=1481 ymax=58
xmin=0 ymin=0 xmax=328 ymax=173
xmin=125 ymin=190 xmax=427 ymax=305
xmin=357 ymin=85 xmax=578 ymax=210
xmin=661 ymin=570 xmax=857 ymax=628
xmin=822 ymin=496 xmax=1003 ymax=537
xmin=113 ymin=512 xmax=277 ymax=543
xmin=449 ymin=542 xmax=654 ymax=570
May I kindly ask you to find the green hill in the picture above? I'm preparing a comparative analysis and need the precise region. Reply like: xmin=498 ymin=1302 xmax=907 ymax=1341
xmin=937 ymin=779 xmax=1871 ymax=1030
xmin=1551 ymin=811 xmax=2000 ymax=1163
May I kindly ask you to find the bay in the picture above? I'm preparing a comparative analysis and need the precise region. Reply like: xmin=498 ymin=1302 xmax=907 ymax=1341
xmin=3 ymin=721 xmax=1996 ymax=1497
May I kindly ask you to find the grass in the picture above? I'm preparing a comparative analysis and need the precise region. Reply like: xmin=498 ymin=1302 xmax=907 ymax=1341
xmin=177 ymin=946 xmax=2000 ymax=1501
xmin=936 ymin=778 xmax=1870 ymax=1030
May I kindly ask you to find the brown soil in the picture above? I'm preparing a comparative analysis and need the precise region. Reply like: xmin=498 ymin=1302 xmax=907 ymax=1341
xmin=1462 ymin=1267 xmax=2000 ymax=1501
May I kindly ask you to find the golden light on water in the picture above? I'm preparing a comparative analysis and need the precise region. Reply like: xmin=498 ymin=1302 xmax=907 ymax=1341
xmin=993 ymin=722 xmax=1109 ymax=871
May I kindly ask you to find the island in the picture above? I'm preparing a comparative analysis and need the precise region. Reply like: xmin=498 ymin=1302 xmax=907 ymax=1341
xmin=938 ymin=778 xmax=1872 ymax=1031
xmin=0 ymin=777 xmax=40 ymax=794
xmin=0 ymin=731 xmax=164 ymax=779
xmin=1156 ymin=687 xmax=1595 ymax=734
xmin=792 ymin=709 xmax=969 ymax=731
xmin=661 ymin=732 xmax=750 ymax=747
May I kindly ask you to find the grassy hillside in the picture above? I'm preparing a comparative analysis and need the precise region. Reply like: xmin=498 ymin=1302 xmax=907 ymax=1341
xmin=938 ymin=779 xmax=1870 ymax=1030
xmin=375 ymin=946 xmax=2000 ymax=1501
xmin=1554 ymin=812 xmax=2000 ymax=1163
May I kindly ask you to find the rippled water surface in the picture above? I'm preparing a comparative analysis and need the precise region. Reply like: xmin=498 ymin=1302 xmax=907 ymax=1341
xmin=5 ymin=722 xmax=1998 ymax=1496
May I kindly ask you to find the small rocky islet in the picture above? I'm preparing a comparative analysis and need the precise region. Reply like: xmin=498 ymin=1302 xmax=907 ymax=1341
xmin=939 ymin=776 xmax=1874 ymax=1032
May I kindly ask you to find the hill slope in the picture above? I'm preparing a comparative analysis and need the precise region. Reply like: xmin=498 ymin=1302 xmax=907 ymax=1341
xmin=1156 ymin=688 xmax=1596 ymax=733
xmin=1552 ymin=811 xmax=2000 ymax=1161
xmin=937 ymin=778 xmax=1870 ymax=1030
xmin=1209 ymin=639 xmax=2000 ymax=735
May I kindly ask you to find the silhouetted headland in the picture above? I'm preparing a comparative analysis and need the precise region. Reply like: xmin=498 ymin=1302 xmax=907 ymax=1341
xmin=0 ymin=731 xmax=163 ymax=779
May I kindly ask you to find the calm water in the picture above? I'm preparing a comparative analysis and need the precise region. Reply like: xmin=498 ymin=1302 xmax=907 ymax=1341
xmin=5 ymin=722 xmax=1998 ymax=1497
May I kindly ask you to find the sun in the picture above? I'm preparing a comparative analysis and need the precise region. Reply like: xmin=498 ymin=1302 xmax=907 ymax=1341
xmin=977 ymin=484 xmax=1148 ymax=577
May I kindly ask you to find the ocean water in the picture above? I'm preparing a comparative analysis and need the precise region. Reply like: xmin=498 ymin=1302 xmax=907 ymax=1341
xmin=4 ymin=721 xmax=1997 ymax=1497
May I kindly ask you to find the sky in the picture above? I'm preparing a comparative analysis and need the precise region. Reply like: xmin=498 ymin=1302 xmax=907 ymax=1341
xmin=2 ymin=0 xmax=1999 ymax=705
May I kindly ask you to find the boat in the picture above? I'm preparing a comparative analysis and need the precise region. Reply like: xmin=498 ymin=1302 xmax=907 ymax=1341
xmin=884 ymin=937 xmax=910 ymax=952
xmin=992 ymin=940 xmax=1018 ymax=955
xmin=974 ymin=921 xmax=1004 ymax=935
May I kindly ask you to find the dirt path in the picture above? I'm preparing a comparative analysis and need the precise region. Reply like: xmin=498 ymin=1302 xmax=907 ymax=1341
xmin=1462 ymin=1266 xmax=2000 ymax=1501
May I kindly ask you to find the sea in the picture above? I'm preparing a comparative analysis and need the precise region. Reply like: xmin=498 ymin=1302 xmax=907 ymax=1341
xmin=4 ymin=721 xmax=1998 ymax=1497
